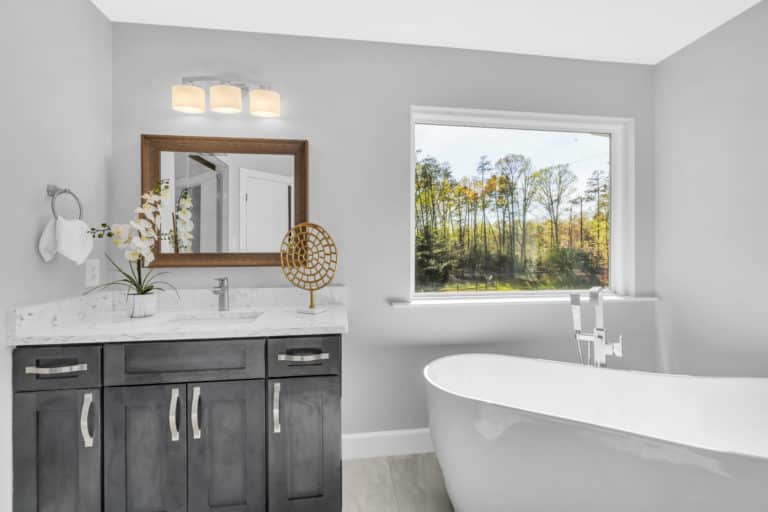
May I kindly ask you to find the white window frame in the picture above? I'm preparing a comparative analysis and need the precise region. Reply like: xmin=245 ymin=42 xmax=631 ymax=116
xmin=410 ymin=105 xmax=636 ymax=300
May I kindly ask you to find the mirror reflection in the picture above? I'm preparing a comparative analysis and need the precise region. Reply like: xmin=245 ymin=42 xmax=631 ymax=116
xmin=159 ymin=152 xmax=295 ymax=254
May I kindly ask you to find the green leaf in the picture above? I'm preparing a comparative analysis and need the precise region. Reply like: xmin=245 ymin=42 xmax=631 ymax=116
xmin=153 ymin=280 xmax=180 ymax=297
xmin=143 ymin=270 xmax=171 ymax=287
xmin=83 ymin=279 xmax=133 ymax=295
xmin=131 ymin=261 xmax=142 ymax=286
xmin=105 ymin=254 xmax=140 ymax=290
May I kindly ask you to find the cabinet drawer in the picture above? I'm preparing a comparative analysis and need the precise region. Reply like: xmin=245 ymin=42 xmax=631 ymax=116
xmin=13 ymin=345 xmax=101 ymax=392
xmin=267 ymin=336 xmax=340 ymax=377
xmin=104 ymin=339 xmax=265 ymax=386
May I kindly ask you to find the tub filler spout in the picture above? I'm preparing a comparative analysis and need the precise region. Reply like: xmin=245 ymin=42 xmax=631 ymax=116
xmin=570 ymin=287 xmax=623 ymax=367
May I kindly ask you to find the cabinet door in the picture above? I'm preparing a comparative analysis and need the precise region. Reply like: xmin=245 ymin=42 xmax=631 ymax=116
xmin=268 ymin=376 xmax=341 ymax=512
xmin=188 ymin=380 xmax=267 ymax=512
xmin=13 ymin=389 xmax=101 ymax=512
xmin=104 ymin=385 xmax=187 ymax=512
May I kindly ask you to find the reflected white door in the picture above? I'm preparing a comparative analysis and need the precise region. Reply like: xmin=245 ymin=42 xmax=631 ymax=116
xmin=240 ymin=170 xmax=293 ymax=252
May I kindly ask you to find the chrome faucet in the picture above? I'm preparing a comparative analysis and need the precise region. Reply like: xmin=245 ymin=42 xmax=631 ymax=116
xmin=570 ymin=287 xmax=623 ymax=367
xmin=212 ymin=277 xmax=230 ymax=312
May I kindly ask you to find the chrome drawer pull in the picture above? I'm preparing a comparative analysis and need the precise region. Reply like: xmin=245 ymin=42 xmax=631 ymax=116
xmin=169 ymin=388 xmax=180 ymax=442
xmin=80 ymin=393 xmax=94 ymax=448
xmin=26 ymin=363 xmax=88 ymax=375
xmin=277 ymin=353 xmax=330 ymax=363
xmin=273 ymin=383 xmax=281 ymax=434
xmin=191 ymin=386 xmax=201 ymax=440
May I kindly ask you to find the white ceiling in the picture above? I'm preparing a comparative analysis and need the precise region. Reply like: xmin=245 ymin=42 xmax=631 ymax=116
xmin=90 ymin=0 xmax=761 ymax=64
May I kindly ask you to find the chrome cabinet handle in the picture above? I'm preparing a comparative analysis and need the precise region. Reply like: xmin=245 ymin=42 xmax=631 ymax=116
xmin=273 ymin=382 xmax=281 ymax=434
xmin=277 ymin=353 xmax=330 ymax=363
xmin=191 ymin=386 xmax=201 ymax=440
xmin=26 ymin=363 xmax=88 ymax=375
xmin=80 ymin=392 xmax=94 ymax=448
xmin=169 ymin=388 xmax=180 ymax=442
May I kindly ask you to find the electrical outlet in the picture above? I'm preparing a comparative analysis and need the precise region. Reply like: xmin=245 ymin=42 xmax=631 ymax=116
xmin=85 ymin=259 xmax=100 ymax=287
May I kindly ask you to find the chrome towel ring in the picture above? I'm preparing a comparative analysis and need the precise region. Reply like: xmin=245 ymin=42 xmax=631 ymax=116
xmin=47 ymin=184 xmax=83 ymax=220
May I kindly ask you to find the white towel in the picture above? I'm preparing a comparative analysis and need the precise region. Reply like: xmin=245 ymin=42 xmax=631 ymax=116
xmin=55 ymin=217 xmax=93 ymax=265
xmin=38 ymin=218 xmax=58 ymax=262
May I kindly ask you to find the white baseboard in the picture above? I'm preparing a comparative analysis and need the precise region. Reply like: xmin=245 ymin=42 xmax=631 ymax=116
xmin=342 ymin=428 xmax=433 ymax=460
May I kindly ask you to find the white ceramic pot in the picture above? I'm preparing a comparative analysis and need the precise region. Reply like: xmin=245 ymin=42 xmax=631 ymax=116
xmin=128 ymin=293 xmax=157 ymax=318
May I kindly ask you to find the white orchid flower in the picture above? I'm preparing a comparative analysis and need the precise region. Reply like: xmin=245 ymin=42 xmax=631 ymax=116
xmin=136 ymin=203 xmax=157 ymax=217
xmin=129 ymin=219 xmax=156 ymax=240
xmin=130 ymin=235 xmax=152 ymax=251
xmin=178 ymin=196 xmax=193 ymax=209
xmin=110 ymin=224 xmax=132 ymax=248
xmin=124 ymin=249 xmax=141 ymax=262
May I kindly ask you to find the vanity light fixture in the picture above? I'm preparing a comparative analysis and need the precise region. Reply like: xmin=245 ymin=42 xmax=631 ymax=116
xmin=209 ymin=84 xmax=242 ymax=114
xmin=171 ymin=84 xmax=206 ymax=114
xmin=249 ymin=87 xmax=281 ymax=118
xmin=171 ymin=76 xmax=281 ymax=118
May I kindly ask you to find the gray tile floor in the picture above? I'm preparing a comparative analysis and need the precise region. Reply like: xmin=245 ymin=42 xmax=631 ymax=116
xmin=343 ymin=453 xmax=454 ymax=512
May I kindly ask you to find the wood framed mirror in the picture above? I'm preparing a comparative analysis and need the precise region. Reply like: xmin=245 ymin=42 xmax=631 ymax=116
xmin=141 ymin=134 xmax=307 ymax=267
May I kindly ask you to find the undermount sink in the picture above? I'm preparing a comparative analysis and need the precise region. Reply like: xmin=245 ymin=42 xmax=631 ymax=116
xmin=167 ymin=310 xmax=264 ymax=323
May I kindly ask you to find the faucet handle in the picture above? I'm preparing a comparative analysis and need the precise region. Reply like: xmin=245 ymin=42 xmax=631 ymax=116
xmin=214 ymin=277 xmax=229 ymax=287
xmin=612 ymin=335 xmax=624 ymax=358
xmin=590 ymin=287 xmax=605 ymax=330
xmin=569 ymin=293 xmax=582 ymax=332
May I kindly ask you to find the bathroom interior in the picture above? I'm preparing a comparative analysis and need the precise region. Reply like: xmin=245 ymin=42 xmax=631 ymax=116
xmin=2 ymin=0 xmax=767 ymax=511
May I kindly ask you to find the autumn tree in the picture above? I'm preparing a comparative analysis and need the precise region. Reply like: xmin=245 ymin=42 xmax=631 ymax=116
xmin=585 ymin=169 xmax=609 ymax=268
xmin=476 ymin=156 xmax=492 ymax=265
xmin=570 ymin=195 xmax=585 ymax=249
xmin=414 ymin=148 xmax=608 ymax=292
xmin=495 ymin=154 xmax=529 ymax=272
xmin=534 ymin=164 xmax=577 ymax=248
xmin=514 ymin=156 xmax=536 ymax=270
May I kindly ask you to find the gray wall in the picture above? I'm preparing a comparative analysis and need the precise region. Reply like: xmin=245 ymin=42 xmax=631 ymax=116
xmin=0 ymin=0 xmax=112 ymax=507
xmin=111 ymin=24 xmax=659 ymax=434
xmin=654 ymin=1 xmax=768 ymax=376
xmin=1 ymin=0 xmax=765 ymax=504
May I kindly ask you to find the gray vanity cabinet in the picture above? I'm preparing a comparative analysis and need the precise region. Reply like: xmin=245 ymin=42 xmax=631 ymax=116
xmin=104 ymin=385 xmax=188 ymax=512
xmin=13 ymin=388 xmax=102 ymax=512
xmin=12 ymin=335 xmax=341 ymax=512
xmin=268 ymin=376 xmax=341 ymax=512
xmin=188 ymin=380 xmax=266 ymax=512
xmin=104 ymin=381 xmax=267 ymax=512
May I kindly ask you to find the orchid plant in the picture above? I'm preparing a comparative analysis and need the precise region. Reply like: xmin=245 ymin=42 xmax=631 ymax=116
xmin=175 ymin=190 xmax=194 ymax=253
xmin=89 ymin=180 xmax=183 ymax=296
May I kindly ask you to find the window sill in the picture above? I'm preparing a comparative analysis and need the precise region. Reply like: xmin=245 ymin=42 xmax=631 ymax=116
xmin=389 ymin=294 xmax=659 ymax=308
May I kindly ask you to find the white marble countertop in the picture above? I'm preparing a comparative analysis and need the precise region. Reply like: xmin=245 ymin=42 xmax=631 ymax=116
xmin=7 ymin=287 xmax=349 ymax=347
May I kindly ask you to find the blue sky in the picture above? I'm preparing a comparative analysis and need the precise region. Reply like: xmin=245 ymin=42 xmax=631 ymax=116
xmin=415 ymin=124 xmax=610 ymax=200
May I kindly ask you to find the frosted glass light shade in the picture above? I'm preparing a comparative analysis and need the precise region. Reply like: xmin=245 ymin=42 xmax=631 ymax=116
xmin=210 ymin=84 xmax=242 ymax=113
xmin=171 ymin=84 xmax=205 ymax=114
xmin=249 ymin=89 xmax=281 ymax=118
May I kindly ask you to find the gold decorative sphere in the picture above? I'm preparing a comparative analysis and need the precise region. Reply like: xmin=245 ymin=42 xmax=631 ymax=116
xmin=280 ymin=222 xmax=338 ymax=310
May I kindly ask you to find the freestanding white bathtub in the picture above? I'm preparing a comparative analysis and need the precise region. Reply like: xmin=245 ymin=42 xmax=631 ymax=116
xmin=425 ymin=354 xmax=768 ymax=512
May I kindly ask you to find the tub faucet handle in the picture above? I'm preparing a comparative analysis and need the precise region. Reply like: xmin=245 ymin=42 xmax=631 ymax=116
xmin=589 ymin=287 xmax=605 ymax=331
xmin=613 ymin=335 xmax=624 ymax=358
xmin=593 ymin=337 xmax=621 ymax=367
xmin=570 ymin=293 xmax=582 ymax=332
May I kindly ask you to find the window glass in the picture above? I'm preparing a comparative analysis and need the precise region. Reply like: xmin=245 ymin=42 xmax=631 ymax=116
xmin=414 ymin=123 xmax=610 ymax=293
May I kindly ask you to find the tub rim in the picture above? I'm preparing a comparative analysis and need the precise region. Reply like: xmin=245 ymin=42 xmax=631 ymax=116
xmin=424 ymin=353 xmax=768 ymax=460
